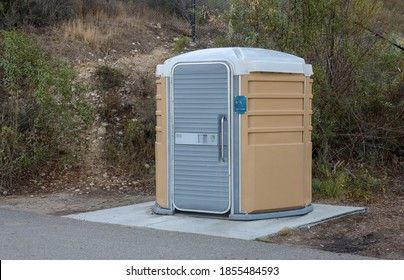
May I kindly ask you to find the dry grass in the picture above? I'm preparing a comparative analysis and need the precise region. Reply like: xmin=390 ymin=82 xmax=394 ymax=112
xmin=59 ymin=2 xmax=182 ymax=53
xmin=62 ymin=17 xmax=112 ymax=51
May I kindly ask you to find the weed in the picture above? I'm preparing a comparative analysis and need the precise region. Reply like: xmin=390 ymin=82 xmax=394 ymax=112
xmin=256 ymin=236 xmax=272 ymax=243
xmin=174 ymin=36 xmax=191 ymax=54
xmin=58 ymin=1 xmax=184 ymax=54
xmin=62 ymin=18 xmax=113 ymax=51
xmin=279 ymin=227 xmax=293 ymax=237
xmin=101 ymin=90 xmax=123 ymax=120
xmin=95 ymin=65 xmax=126 ymax=91
xmin=313 ymin=161 xmax=348 ymax=200
xmin=344 ymin=166 xmax=382 ymax=202
xmin=312 ymin=159 xmax=392 ymax=201
xmin=313 ymin=175 xmax=347 ymax=200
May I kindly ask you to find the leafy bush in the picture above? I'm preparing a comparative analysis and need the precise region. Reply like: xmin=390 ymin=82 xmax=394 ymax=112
xmin=0 ymin=0 xmax=139 ymax=29
xmin=141 ymin=0 xmax=190 ymax=19
xmin=174 ymin=36 xmax=191 ymax=54
xmin=95 ymin=65 xmax=126 ymax=90
xmin=0 ymin=0 xmax=75 ymax=28
xmin=0 ymin=31 xmax=94 ymax=190
xmin=220 ymin=0 xmax=404 ymax=198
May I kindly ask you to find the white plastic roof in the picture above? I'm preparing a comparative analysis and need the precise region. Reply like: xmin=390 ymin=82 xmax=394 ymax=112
xmin=156 ymin=47 xmax=313 ymax=77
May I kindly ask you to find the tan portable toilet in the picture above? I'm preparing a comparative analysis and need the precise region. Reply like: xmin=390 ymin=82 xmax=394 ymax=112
xmin=154 ymin=47 xmax=313 ymax=220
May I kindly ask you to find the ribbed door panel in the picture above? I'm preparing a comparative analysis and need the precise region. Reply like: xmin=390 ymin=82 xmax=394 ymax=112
xmin=173 ymin=64 xmax=230 ymax=213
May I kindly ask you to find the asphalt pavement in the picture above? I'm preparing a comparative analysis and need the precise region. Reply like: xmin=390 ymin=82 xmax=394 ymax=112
xmin=0 ymin=208 xmax=372 ymax=260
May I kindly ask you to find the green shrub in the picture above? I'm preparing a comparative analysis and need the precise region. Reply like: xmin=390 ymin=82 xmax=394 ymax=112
xmin=312 ymin=162 xmax=348 ymax=200
xmin=142 ymin=0 xmax=190 ymax=19
xmin=0 ymin=31 xmax=94 ymax=190
xmin=221 ymin=0 xmax=404 ymax=198
xmin=174 ymin=36 xmax=191 ymax=54
xmin=0 ymin=0 xmax=76 ymax=28
xmin=95 ymin=65 xmax=126 ymax=91
xmin=0 ymin=0 xmax=140 ymax=29
xmin=344 ymin=166 xmax=382 ymax=202
xmin=312 ymin=160 xmax=391 ymax=201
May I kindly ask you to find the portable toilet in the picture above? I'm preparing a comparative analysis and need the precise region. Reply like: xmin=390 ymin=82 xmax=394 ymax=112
xmin=154 ymin=47 xmax=313 ymax=220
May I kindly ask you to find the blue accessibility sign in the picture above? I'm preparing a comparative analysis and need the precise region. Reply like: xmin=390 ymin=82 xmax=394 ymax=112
xmin=235 ymin=96 xmax=247 ymax=114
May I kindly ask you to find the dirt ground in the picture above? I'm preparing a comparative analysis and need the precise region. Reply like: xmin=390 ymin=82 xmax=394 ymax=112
xmin=261 ymin=195 xmax=404 ymax=260
xmin=0 ymin=184 xmax=155 ymax=216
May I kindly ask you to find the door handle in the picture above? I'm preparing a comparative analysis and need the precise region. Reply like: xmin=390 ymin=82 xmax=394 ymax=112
xmin=219 ymin=115 xmax=226 ymax=162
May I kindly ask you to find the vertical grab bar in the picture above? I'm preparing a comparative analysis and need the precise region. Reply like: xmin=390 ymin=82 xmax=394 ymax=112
xmin=220 ymin=115 xmax=226 ymax=162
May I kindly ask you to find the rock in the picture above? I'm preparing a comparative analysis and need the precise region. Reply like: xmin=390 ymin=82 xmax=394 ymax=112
xmin=2 ymin=191 xmax=8 ymax=196
xmin=98 ymin=126 xmax=106 ymax=135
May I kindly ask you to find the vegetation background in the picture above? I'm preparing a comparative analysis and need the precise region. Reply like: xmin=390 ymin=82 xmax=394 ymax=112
xmin=219 ymin=0 xmax=404 ymax=201
xmin=1 ymin=0 xmax=402 ymax=200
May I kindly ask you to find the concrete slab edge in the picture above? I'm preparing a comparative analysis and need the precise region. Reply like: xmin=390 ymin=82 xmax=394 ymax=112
xmin=229 ymin=204 xmax=314 ymax=220
xmin=299 ymin=207 xmax=367 ymax=229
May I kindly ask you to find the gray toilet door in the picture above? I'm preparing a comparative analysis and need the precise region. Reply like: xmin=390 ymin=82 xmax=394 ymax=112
xmin=172 ymin=63 xmax=231 ymax=213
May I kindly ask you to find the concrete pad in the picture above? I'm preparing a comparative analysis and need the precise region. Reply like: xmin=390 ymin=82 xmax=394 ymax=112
xmin=66 ymin=202 xmax=365 ymax=240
